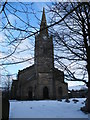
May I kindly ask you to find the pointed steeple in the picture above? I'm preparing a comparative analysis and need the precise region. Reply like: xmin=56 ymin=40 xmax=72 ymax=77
xmin=40 ymin=8 xmax=48 ymax=36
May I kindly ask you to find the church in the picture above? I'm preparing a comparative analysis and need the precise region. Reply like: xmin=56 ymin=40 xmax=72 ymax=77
xmin=11 ymin=8 xmax=68 ymax=100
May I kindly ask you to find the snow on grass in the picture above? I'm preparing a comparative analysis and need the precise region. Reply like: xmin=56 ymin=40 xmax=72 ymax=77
xmin=69 ymin=85 xmax=88 ymax=91
xmin=9 ymin=98 xmax=88 ymax=118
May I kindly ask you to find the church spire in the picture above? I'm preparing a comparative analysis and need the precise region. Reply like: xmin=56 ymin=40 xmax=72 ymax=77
xmin=40 ymin=8 xmax=48 ymax=36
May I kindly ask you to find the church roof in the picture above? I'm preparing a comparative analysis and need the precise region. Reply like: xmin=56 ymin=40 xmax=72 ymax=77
xmin=54 ymin=67 xmax=64 ymax=74
xmin=18 ymin=65 xmax=34 ymax=74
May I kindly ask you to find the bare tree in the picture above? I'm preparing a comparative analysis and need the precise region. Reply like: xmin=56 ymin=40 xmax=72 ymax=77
xmin=0 ymin=2 xmax=81 ymax=78
xmin=0 ymin=1 xmax=90 ymax=112
xmin=0 ymin=2 xmax=42 ymax=66
xmin=48 ymin=2 xmax=90 ymax=112
xmin=0 ymin=2 xmax=39 ymax=81
xmin=0 ymin=2 xmax=85 ymax=66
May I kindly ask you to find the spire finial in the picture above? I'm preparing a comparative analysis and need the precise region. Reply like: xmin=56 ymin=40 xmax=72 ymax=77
xmin=40 ymin=7 xmax=48 ymax=36
xmin=42 ymin=7 xmax=45 ymax=20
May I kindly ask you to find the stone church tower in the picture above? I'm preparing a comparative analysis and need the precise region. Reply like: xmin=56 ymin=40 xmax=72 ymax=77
xmin=35 ymin=8 xmax=55 ymax=99
xmin=11 ymin=8 xmax=68 ymax=100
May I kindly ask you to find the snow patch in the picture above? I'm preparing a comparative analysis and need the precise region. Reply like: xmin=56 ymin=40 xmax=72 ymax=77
xmin=69 ymin=85 xmax=88 ymax=91
xmin=9 ymin=98 xmax=88 ymax=118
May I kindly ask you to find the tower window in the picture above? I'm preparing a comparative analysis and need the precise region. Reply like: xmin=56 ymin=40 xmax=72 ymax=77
xmin=58 ymin=87 xmax=63 ymax=97
xmin=43 ymin=47 xmax=48 ymax=54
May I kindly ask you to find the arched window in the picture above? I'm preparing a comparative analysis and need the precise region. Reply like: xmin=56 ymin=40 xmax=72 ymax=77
xmin=58 ymin=87 xmax=63 ymax=97
xmin=28 ymin=87 xmax=33 ymax=100
xmin=43 ymin=86 xmax=49 ymax=99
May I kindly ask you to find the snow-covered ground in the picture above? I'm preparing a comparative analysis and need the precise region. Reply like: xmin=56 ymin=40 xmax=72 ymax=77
xmin=9 ymin=98 xmax=88 ymax=118
xmin=69 ymin=84 xmax=88 ymax=91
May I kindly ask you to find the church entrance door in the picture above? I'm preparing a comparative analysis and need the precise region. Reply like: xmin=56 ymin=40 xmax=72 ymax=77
xmin=28 ymin=87 xmax=33 ymax=100
xmin=43 ymin=86 xmax=49 ymax=99
xmin=28 ymin=91 xmax=32 ymax=99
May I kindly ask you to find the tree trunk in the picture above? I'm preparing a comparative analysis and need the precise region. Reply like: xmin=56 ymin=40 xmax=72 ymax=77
xmin=87 ymin=46 xmax=90 ymax=113
xmin=81 ymin=46 xmax=90 ymax=113
xmin=88 ymin=82 xmax=90 ymax=113
xmin=85 ymin=46 xmax=90 ymax=113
